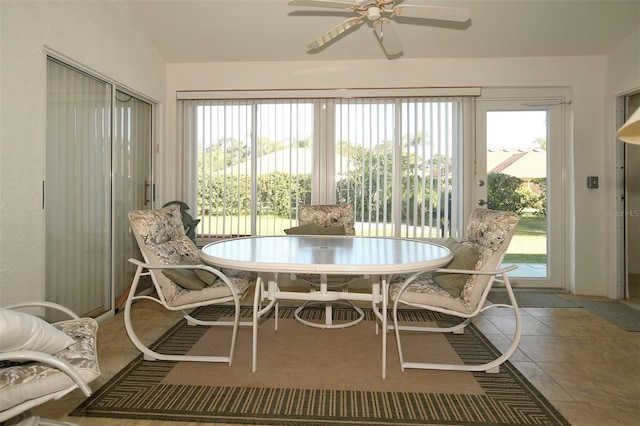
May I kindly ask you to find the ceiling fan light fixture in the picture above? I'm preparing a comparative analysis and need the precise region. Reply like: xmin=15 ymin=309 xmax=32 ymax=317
xmin=289 ymin=0 xmax=471 ymax=58
xmin=367 ymin=6 xmax=381 ymax=20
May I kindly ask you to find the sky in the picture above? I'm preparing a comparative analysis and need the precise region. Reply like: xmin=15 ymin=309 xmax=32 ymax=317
xmin=487 ymin=111 xmax=547 ymax=151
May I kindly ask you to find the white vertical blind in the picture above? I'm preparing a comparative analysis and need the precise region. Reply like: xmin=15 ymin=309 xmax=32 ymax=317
xmin=46 ymin=58 xmax=112 ymax=318
xmin=181 ymin=99 xmax=315 ymax=238
xmin=335 ymin=97 xmax=460 ymax=237
xmin=179 ymin=96 xmax=463 ymax=239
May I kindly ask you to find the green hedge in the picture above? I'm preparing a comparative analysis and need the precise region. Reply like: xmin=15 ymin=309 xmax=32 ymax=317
xmin=198 ymin=172 xmax=311 ymax=217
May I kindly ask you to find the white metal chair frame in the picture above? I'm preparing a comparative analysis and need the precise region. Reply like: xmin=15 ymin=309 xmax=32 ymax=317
xmin=124 ymin=260 xmax=249 ymax=364
xmin=391 ymin=209 xmax=522 ymax=373
xmin=0 ymin=301 xmax=97 ymax=426
xmin=125 ymin=206 xmax=254 ymax=365
xmin=392 ymin=264 xmax=521 ymax=373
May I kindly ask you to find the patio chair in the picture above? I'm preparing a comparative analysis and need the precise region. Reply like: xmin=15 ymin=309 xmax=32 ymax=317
xmin=0 ymin=301 xmax=100 ymax=425
xmin=390 ymin=208 xmax=521 ymax=373
xmin=125 ymin=205 xmax=255 ymax=365
xmin=285 ymin=204 xmax=365 ymax=328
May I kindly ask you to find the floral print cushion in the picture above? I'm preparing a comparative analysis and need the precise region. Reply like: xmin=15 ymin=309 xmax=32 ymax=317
xmin=390 ymin=209 xmax=519 ymax=313
xmin=465 ymin=208 xmax=520 ymax=251
xmin=0 ymin=317 xmax=99 ymax=412
xmin=298 ymin=205 xmax=355 ymax=236
xmin=128 ymin=206 xmax=255 ymax=307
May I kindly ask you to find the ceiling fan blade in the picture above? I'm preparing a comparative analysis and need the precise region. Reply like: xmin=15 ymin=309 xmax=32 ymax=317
xmin=374 ymin=21 xmax=403 ymax=56
xmin=392 ymin=5 xmax=471 ymax=22
xmin=289 ymin=0 xmax=357 ymax=10
xmin=307 ymin=17 xmax=362 ymax=49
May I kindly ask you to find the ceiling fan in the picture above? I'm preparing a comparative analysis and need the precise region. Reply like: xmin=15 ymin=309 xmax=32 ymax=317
xmin=288 ymin=0 xmax=471 ymax=58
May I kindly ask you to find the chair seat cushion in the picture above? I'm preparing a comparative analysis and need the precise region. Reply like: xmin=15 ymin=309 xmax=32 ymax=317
xmin=0 ymin=317 xmax=100 ymax=412
xmin=389 ymin=275 xmax=471 ymax=314
xmin=165 ymin=269 xmax=255 ymax=308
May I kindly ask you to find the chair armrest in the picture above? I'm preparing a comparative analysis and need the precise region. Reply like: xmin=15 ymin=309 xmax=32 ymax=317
xmin=3 ymin=301 xmax=80 ymax=320
xmin=128 ymin=258 xmax=226 ymax=275
xmin=432 ymin=264 xmax=518 ymax=275
xmin=0 ymin=350 xmax=92 ymax=397
xmin=127 ymin=258 xmax=243 ymax=299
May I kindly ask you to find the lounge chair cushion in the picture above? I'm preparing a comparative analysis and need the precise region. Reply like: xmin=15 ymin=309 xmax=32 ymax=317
xmin=0 ymin=309 xmax=75 ymax=355
xmin=0 ymin=317 xmax=99 ymax=412
xmin=162 ymin=268 xmax=208 ymax=291
xmin=128 ymin=206 xmax=255 ymax=307
xmin=432 ymin=241 xmax=480 ymax=297
xmin=298 ymin=204 xmax=355 ymax=236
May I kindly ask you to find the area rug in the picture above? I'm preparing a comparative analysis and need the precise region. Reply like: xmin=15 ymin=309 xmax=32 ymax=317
xmin=71 ymin=306 xmax=569 ymax=425
xmin=568 ymin=299 xmax=640 ymax=332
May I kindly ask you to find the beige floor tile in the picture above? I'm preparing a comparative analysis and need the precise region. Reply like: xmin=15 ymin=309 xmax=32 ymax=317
xmin=486 ymin=312 xmax=558 ymax=336
xmin=553 ymin=399 xmax=640 ymax=426
xmin=510 ymin=361 xmax=574 ymax=402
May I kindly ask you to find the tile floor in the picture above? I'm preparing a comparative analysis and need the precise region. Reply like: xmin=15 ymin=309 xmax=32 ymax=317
xmin=33 ymin=292 xmax=640 ymax=426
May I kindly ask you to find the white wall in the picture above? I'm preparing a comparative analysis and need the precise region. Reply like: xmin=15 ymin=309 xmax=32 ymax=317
xmin=605 ymin=27 xmax=640 ymax=292
xmin=0 ymin=1 xmax=166 ymax=305
xmin=165 ymin=55 xmax=611 ymax=296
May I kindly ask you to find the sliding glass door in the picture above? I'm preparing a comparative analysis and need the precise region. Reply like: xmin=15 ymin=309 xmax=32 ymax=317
xmin=46 ymin=58 xmax=154 ymax=318
xmin=180 ymin=96 xmax=465 ymax=240
xmin=46 ymin=58 xmax=112 ymax=318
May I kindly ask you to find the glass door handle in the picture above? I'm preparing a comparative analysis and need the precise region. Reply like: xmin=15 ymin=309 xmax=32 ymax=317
xmin=478 ymin=199 xmax=487 ymax=206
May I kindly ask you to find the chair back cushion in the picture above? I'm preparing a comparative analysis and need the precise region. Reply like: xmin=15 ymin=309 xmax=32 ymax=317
xmin=432 ymin=240 xmax=480 ymax=298
xmin=128 ymin=205 xmax=202 ymax=303
xmin=297 ymin=204 xmax=355 ymax=235
xmin=460 ymin=209 xmax=520 ymax=310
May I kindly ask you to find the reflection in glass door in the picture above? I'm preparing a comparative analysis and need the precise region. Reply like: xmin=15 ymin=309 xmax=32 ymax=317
xmin=476 ymin=99 xmax=564 ymax=288
xmin=113 ymin=90 xmax=153 ymax=309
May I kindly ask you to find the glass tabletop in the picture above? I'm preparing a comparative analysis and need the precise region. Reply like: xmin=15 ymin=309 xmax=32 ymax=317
xmin=201 ymin=235 xmax=452 ymax=275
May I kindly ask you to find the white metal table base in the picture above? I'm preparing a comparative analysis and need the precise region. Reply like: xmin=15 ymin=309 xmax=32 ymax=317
xmin=293 ymin=273 xmax=365 ymax=329
xmin=294 ymin=300 xmax=365 ymax=329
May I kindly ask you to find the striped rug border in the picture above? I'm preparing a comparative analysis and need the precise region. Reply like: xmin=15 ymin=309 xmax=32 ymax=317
xmin=71 ymin=306 xmax=569 ymax=425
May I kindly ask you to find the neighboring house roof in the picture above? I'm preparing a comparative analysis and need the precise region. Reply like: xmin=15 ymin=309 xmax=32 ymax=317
xmin=216 ymin=148 xmax=546 ymax=180
xmin=216 ymin=148 xmax=350 ymax=176
xmin=487 ymin=149 xmax=546 ymax=179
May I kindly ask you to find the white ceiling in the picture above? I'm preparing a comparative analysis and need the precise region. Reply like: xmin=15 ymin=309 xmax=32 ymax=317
xmin=120 ymin=0 xmax=640 ymax=63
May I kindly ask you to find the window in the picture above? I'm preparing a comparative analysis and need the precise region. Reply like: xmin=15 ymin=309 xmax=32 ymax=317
xmin=179 ymin=91 xmax=470 ymax=239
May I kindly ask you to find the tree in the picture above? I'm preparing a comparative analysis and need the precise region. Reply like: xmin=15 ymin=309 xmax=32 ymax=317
xmin=533 ymin=137 xmax=547 ymax=150
xmin=487 ymin=172 xmax=526 ymax=212
xmin=487 ymin=172 xmax=545 ymax=214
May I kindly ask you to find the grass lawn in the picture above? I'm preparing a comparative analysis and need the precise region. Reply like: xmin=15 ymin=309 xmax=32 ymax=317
xmin=198 ymin=213 xmax=547 ymax=263
xmin=505 ymin=214 xmax=547 ymax=263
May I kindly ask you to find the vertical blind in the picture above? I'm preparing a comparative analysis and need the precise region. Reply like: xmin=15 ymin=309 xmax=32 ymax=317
xmin=46 ymin=58 xmax=112 ymax=318
xmin=180 ymin=96 xmax=462 ymax=239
